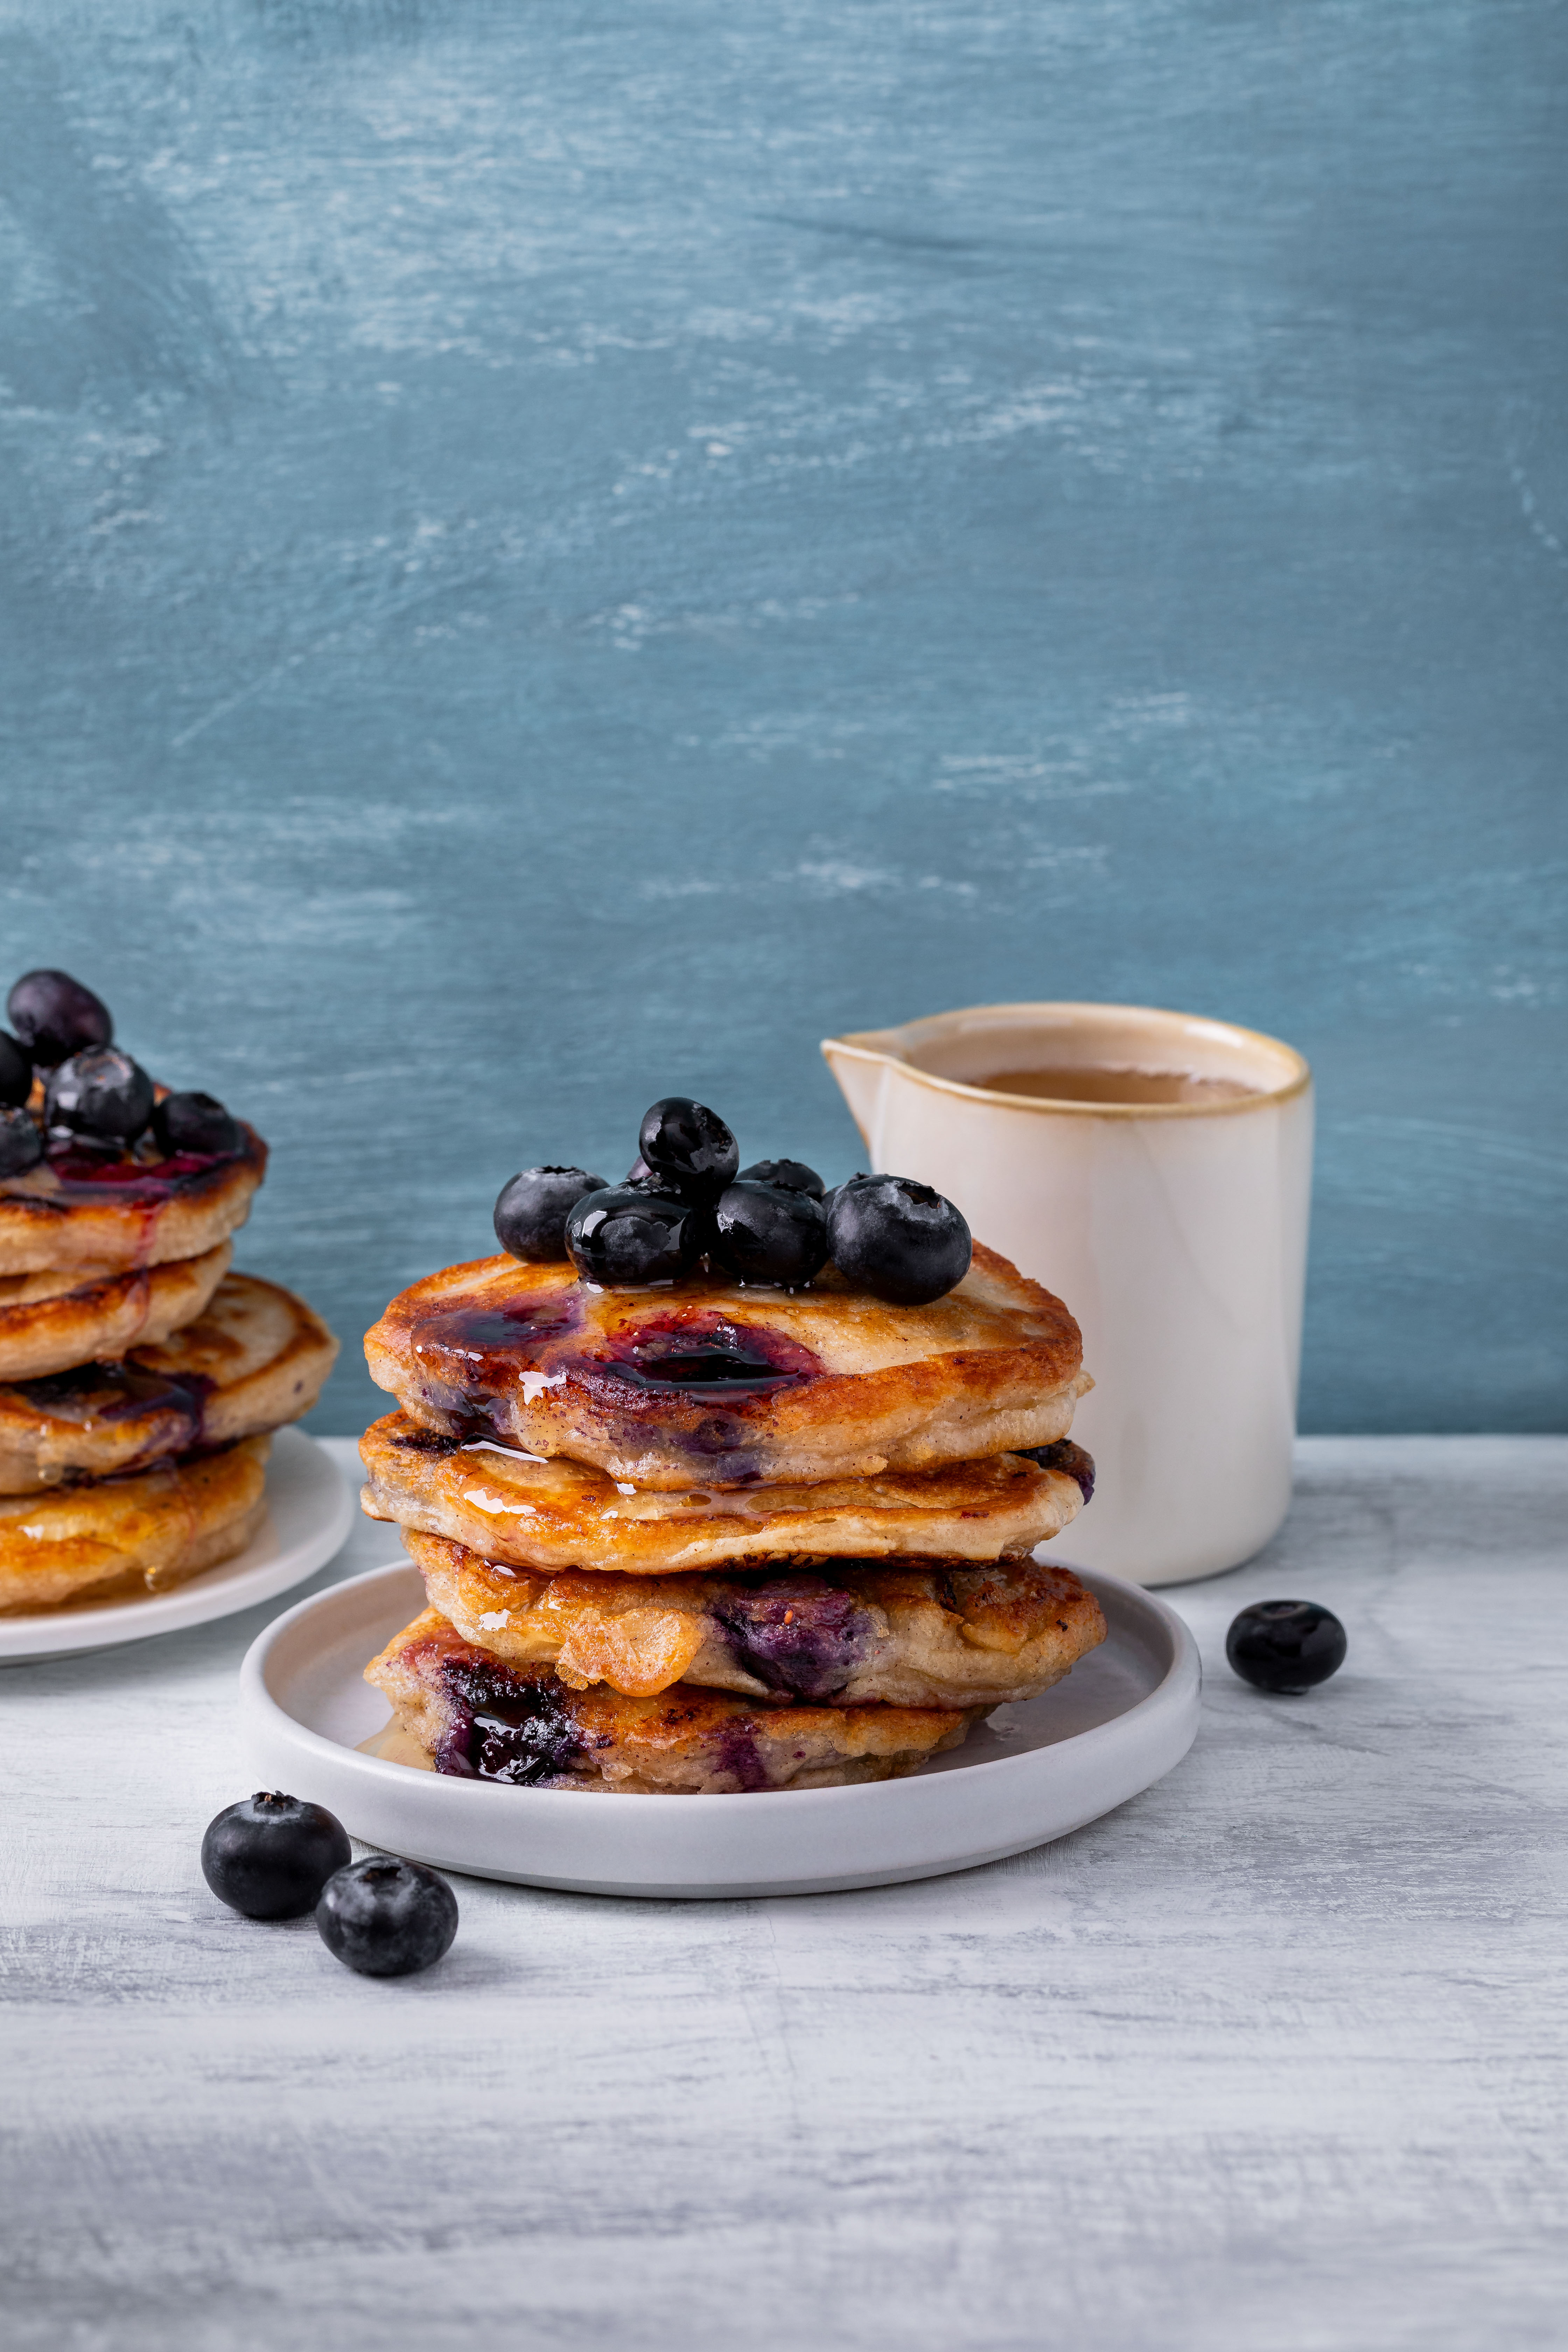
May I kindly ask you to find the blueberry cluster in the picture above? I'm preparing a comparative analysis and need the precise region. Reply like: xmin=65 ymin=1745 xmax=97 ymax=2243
xmin=0 ymin=966 xmax=243 ymax=1178
xmin=493 ymin=1095 xmax=973 ymax=1306
xmin=201 ymin=1791 xmax=458 ymax=1978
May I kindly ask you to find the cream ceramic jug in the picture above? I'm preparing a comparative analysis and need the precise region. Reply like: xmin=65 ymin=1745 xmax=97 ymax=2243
xmin=821 ymin=1003 xmax=1313 ymax=1586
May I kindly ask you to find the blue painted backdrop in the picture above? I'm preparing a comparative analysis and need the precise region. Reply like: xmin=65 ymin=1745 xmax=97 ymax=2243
xmin=1 ymin=0 xmax=1563 ymax=1436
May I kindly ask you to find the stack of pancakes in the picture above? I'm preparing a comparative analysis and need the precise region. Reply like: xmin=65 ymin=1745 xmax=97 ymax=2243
xmin=358 ymin=1240 xmax=1106 ymax=1793
xmin=0 ymin=1132 xmax=338 ymax=1611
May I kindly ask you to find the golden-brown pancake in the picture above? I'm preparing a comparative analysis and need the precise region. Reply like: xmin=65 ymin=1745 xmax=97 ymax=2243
xmin=359 ymin=1410 xmax=1088 ymax=1572
xmin=0 ymin=1434 xmax=271 ymax=1614
xmin=0 ymin=1272 xmax=338 ymax=1492
xmin=400 ymin=1525 xmax=1107 ymax=1708
xmin=364 ymin=1605 xmax=981 ymax=1791
xmin=0 ymin=1125 xmax=266 ymax=1277
xmin=0 ymin=1240 xmax=231 ymax=1382
xmin=364 ymin=1242 xmax=1088 ymax=1488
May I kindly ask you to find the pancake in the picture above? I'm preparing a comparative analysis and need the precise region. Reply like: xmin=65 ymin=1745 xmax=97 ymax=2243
xmin=400 ymin=1526 xmax=1108 ymax=1708
xmin=359 ymin=1410 xmax=1089 ymax=1571
xmin=364 ymin=1242 xmax=1089 ymax=1489
xmin=0 ymin=1240 xmax=232 ymax=1382
xmin=0 ymin=1272 xmax=339 ymax=1492
xmin=0 ymin=1434 xmax=271 ymax=1614
xmin=0 ymin=1124 xmax=266 ymax=1278
xmin=364 ymin=1606 xmax=981 ymax=1792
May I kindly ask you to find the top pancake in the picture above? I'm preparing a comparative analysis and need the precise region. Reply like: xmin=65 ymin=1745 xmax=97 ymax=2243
xmin=364 ymin=1242 xmax=1088 ymax=1489
xmin=0 ymin=1125 xmax=267 ymax=1277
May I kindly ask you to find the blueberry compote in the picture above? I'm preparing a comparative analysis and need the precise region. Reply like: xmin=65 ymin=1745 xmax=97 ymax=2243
xmin=435 ymin=1656 xmax=584 ymax=1785
xmin=13 ymin=1360 xmax=213 ymax=1439
xmin=595 ymin=1313 xmax=819 ymax=1396
xmin=714 ymin=1574 xmax=874 ymax=1699
xmin=1016 ymin=1438 xmax=1096 ymax=1505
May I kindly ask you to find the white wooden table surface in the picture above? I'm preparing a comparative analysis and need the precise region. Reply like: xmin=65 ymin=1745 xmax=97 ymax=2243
xmin=4 ymin=1437 xmax=1566 ymax=2352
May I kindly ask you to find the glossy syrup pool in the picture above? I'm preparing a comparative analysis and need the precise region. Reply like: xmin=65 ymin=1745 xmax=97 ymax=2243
xmin=11 ymin=1360 xmax=215 ymax=1431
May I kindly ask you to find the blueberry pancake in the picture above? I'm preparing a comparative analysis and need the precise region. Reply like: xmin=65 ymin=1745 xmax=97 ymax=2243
xmin=0 ymin=1273 xmax=338 ymax=1492
xmin=364 ymin=1606 xmax=983 ymax=1791
xmin=0 ymin=1433 xmax=270 ymax=1613
xmin=365 ymin=1242 xmax=1088 ymax=1489
xmin=0 ymin=1125 xmax=267 ymax=1278
xmin=0 ymin=1239 xmax=232 ymax=1382
xmin=361 ymin=1409 xmax=1090 ymax=1573
xmin=400 ymin=1526 xmax=1108 ymax=1707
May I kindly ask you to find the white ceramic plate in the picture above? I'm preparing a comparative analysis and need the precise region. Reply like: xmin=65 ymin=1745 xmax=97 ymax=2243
xmin=239 ymin=1560 xmax=1201 ymax=1898
xmin=0 ymin=1428 xmax=353 ymax=1665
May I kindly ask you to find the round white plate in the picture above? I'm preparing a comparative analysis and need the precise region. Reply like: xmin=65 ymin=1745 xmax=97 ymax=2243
xmin=239 ymin=1559 xmax=1201 ymax=1898
xmin=0 ymin=1428 xmax=354 ymax=1665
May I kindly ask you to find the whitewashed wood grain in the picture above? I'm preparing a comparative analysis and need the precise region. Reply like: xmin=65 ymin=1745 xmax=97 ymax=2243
xmin=3 ymin=1438 xmax=1566 ymax=2351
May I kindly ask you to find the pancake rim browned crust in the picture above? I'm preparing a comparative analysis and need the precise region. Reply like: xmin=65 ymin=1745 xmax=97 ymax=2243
xmin=0 ymin=1433 xmax=272 ymax=1615
xmin=358 ymin=1409 xmax=1086 ymax=1572
xmin=365 ymin=1605 xmax=983 ymax=1792
xmin=364 ymin=1242 xmax=1088 ymax=1489
xmin=0 ymin=1271 xmax=339 ymax=1492
xmin=0 ymin=1240 xmax=232 ymax=1382
xmin=0 ymin=1124 xmax=267 ymax=1277
xmin=401 ymin=1525 xmax=1109 ymax=1708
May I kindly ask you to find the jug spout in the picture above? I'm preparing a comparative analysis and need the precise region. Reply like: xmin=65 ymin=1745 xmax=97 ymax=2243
xmin=820 ymin=1029 xmax=901 ymax=1154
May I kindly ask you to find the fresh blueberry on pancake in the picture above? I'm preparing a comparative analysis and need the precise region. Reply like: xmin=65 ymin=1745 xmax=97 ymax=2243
xmin=315 ymin=1856 xmax=458 ymax=1977
xmin=7 ymin=969 xmax=113 ymax=1069
xmin=44 ymin=1047 xmax=155 ymax=1145
xmin=201 ymin=1791 xmax=352 ymax=1920
xmin=151 ymin=1090 xmax=243 ymax=1158
xmin=637 ymin=1096 xmax=740 ymax=1203
xmin=565 ymin=1182 xmax=705 ymax=1286
xmin=0 ymin=1033 xmax=30 ymax=1110
xmin=737 ymin=1157 xmax=825 ymax=1198
xmin=493 ymin=1165 xmax=608 ymax=1262
xmin=711 ymin=1180 xmax=830 ymax=1288
xmin=827 ymin=1173 xmax=972 ymax=1306
xmin=0 ymin=1107 xmax=42 ymax=1180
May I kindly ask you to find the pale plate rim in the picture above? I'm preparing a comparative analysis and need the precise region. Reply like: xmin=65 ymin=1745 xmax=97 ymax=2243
xmin=0 ymin=1427 xmax=353 ymax=1663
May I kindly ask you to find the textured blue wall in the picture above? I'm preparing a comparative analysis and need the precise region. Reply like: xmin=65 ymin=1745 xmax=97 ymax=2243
xmin=1 ymin=1 xmax=1563 ymax=1436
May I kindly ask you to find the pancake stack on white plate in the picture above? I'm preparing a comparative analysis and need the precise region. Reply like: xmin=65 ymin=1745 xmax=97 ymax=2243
xmin=0 ymin=968 xmax=338 ymax=1614
xmin=355 ymin=1102 xmax=1108 ymax=1795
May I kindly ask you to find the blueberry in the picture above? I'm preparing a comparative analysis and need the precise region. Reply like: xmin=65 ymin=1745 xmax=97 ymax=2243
xmin=7 ymin=969 xmax=113 ymax=1069
xmin=152 ymin=1090 xmax=243 ymax=1158
xmin=44 ymin=1047 xmax=155 ymax=1145
xmin=493 ymin=1165 xmax=608 ymax=1262
xmin=826 ymin=1173 xmax=971 ymax=1306
xmin=0 ymin=1031 xmax=31 ymax=1110
xmin=565 ymin=1183 xmax=705 ymax=1285
xmin=1226 ymin=1600 xmax=1347 ymax=1694
xmin=637 ymin=1097 xmax=740 ymax=1202
xmin=624 ymin=1155 xmax=654 ymax=1184
xmin=736 ymin=1157 xmax=825 ymax=1199
xmin=0 ymin=1106 xmax=43 ymax=1178
xmin=315 ymin=1855 xmax=458 ymax=1979
xmin=712 ymin=1181 xmax=830 ymax=1287
xmin=201 ymin=1791 xmax=352 ymax=1920
xmin=1016 ymin=1438 xmax=1096 ymax=1505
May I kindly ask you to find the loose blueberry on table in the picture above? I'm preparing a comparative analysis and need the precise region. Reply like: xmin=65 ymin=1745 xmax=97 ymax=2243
xmin=493 ymin=1164 xmax=609 ymax=1261
xmin=315 ymin=1855 xmax=459 ymax=1978
xmin=200 ymin=1792 xmax=353 ymax=1919
xmin=1226 ymin=1600 xmax=1348 ymax=1694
